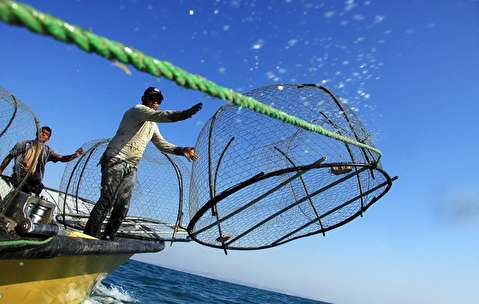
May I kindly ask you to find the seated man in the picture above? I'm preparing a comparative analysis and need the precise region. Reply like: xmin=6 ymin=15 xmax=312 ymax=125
xmin=0 ymin=126 xmax=84 ymax=195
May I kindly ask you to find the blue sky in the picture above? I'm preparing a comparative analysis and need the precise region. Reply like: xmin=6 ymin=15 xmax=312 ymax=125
xmin=1 ymin=1 xmax=478 ymax=303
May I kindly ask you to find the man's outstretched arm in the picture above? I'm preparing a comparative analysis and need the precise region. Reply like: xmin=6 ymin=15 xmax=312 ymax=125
xmin=0 ymin=155 xmax=13 ymax=176
xmin=151 ymin=128 xmax=199 ymax=161
xmin=135 ymin=103 xmax=203 ymax=123
xmin=151 ymin=129 xmax=183 ymax=155
xmin=50 ymin=148 xmax=84 ymax=163
xmin=0 ymin=141 xmax=25 ymax=175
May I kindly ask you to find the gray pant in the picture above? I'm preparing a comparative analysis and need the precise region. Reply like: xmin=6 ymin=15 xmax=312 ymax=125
xmin=84 ymin=159 xmax=137 ymax=239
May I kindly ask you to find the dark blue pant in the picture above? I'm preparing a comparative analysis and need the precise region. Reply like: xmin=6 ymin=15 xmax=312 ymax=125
xmin=84 ymin=159 xmax=137 ymax=240
xmin=12 ymin=175 xmax=44 ymax=196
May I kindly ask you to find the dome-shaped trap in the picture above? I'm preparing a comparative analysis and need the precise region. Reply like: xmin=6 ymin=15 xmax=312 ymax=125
xmin=188 ymin=84 xmax=396 ymax=251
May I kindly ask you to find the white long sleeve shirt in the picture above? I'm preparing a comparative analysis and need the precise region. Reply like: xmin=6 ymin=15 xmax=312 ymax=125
xmin=103 ymin=104 xmax=183 ymax=166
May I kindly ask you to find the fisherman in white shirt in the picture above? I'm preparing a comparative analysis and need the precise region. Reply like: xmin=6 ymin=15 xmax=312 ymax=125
xmin=84 ymin=87 xmax=202 ymax=240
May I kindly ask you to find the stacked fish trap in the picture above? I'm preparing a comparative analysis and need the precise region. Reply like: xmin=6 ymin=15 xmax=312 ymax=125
xmin=58 ymin=139 xmax=191 ymax=241
xmin=0 ymin=86 xmax=39 ymax=199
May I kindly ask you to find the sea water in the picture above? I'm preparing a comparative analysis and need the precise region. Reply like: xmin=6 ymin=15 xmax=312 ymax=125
xmin=86 ymin=259 xmax=329 ymax=304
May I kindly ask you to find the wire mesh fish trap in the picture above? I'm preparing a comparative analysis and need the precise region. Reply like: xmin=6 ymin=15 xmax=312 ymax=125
xmin=188 ymin=84 xmax=395 ymax=251
xmin=0 ymin=86 xmax=39 ymax=197
xmin=58 ymin=139 xmax=191 ymax=241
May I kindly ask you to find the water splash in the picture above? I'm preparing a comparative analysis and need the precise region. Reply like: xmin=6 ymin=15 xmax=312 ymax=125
xmin=86 ymin=282 xmax=138 ymax=304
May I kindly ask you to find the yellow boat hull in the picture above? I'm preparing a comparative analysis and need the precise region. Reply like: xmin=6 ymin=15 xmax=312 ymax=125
xmin=0 ymin=253 xmax=132 ymax=304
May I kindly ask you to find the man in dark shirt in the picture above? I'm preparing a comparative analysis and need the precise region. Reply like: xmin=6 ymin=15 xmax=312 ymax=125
xmin=0 ymin=126 xmax=84 ymax=195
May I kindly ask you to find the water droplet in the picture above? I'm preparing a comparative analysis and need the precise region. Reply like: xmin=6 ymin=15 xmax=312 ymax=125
xmin=252 ymin=39 xmax=264 ymax=50
xmin=324 ymin=11 xmax=335 ymax=18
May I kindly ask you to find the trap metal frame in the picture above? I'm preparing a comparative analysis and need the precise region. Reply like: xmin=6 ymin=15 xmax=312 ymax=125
xmin=187 ymin=84 xmax=397 ymax=252
xmin=57 ymin=139 xmax=191 ymax=243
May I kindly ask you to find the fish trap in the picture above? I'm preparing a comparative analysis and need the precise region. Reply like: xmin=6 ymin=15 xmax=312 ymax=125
xmin=58 ymin=139 xmax=191 ymax=242
xmin=187 ymin=84 xmax=396 ymax=251
xmin=0 ymin=86 xmax=40 ymax=198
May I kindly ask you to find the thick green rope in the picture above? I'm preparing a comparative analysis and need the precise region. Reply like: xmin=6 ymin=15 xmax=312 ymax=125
xmin=0 ymin=0 xmax=382 ymax=158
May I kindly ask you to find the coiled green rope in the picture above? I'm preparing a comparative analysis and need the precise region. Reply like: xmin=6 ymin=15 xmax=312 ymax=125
xmin=0 ymin=236 xmax=53 ymax=247
xmin=0 ymin=0 xmax=381 ymax=158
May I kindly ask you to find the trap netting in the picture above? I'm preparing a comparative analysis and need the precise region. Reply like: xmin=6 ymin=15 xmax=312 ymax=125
xmin=188 ymin=84 xmax=395 ymax=250
xmin=0 ymin=86 xmax=40 ymax=198
xmin=58 ymin=139 xmax=191 ymax=242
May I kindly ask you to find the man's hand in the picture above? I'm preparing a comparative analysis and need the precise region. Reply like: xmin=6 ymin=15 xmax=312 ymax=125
xmin=182 ymin=147 xmax=199 ymax=161
xmin=184 ymin=103 xmax=203 ymax=119
xmin=167 ymin=103 xmax=203 ymax=122
xmin=75 ymin=147 xmax=84 ymax=158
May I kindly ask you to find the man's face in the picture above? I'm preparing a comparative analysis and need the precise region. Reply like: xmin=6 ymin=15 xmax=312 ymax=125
xmin=146 ymin=96 xmax=161 ymax=111
xmin=39 ymin=129 xmax=51 ymax=143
